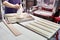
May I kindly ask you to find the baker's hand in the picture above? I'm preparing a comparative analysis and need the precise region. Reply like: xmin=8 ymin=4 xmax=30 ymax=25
xmin=14 ymin=4 xmax=20 ymax=9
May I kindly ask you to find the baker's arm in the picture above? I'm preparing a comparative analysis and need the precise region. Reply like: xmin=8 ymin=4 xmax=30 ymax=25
xmin=2 ymin=1 xmax=20 ymax=9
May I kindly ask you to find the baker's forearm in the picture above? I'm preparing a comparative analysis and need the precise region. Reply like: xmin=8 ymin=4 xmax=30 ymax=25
xmin=3 ymin=1 xmax=15 ymax=8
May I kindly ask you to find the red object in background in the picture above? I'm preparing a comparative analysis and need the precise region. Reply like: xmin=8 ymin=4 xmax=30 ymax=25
xmin=54 ymin=16 xmax=60 ymax=23
xmin=41 ymin=7 xmax=53 ymax=12
xmin=54 ymin=16 xmax=60 ymax=40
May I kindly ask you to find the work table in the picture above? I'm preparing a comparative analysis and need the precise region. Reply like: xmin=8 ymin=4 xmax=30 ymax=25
xmin=0 ymin=22 xmax=47 ymax=40
xmin=0 ymin=14 xmax=60 ymax=40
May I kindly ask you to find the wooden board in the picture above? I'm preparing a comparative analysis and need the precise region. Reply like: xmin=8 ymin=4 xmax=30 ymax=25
xmin=3 ymin=19 xmax=21 ymax=36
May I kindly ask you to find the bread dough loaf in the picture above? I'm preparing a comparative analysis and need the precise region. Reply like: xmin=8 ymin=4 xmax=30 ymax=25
xmin=5 ymin=13 xmax=17 ymax=24
xmin=5 ymin=13 xmax=34 ymax=23
xmin=19 ymin=13 xmax=32 ymax=18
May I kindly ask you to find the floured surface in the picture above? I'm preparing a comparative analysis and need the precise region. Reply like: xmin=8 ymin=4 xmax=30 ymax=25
xmin=0 ymin=22 xmax=47 ymax=40
xmin=0 ymin=22 xmax=30 ymax=40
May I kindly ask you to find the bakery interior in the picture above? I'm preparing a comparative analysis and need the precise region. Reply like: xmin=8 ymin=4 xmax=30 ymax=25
xmin=0 ymin=0 xmax=60 ymax=40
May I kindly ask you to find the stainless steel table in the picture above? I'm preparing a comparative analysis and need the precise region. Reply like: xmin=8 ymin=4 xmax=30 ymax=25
xmin=0 ymin=14 xmax=60 ymax=40
xmin=0 ymin=22 xmax=47 ymax=40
